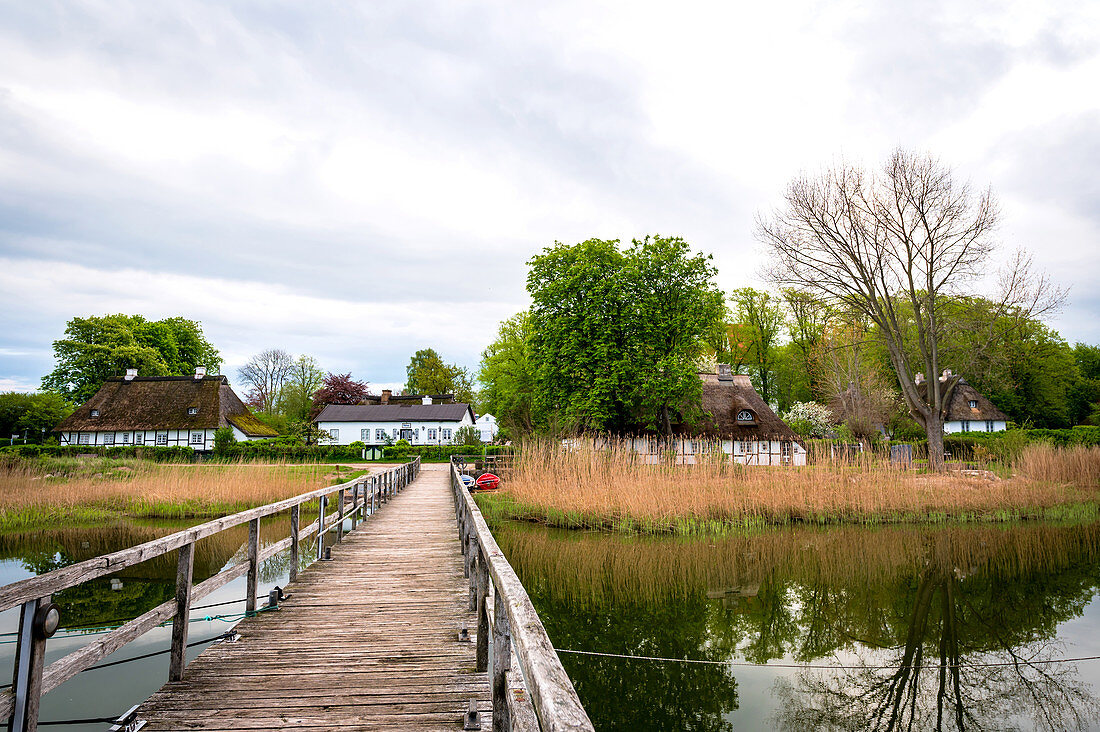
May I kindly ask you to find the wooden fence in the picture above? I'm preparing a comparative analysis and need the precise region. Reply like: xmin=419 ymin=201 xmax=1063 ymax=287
xmin=450 ymin=458 xmax=593 ymax=732
xmin=0 ymin=457 xmax=421 ymax=732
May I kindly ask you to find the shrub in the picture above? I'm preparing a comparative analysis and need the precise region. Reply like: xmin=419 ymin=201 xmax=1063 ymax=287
xmin=213 ymin=427 xmax=236 ymax=457
xmin=781 ymin=402 xmax=834 ymax=438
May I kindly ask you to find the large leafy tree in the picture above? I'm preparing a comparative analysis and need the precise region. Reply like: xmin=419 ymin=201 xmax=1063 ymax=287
xmin=405 ymin=348 xmax=476 ymax=404
xmin=0 ymin=391 xmax=72 ymax=441
xmin=526 ymin=235 xmax=725 ymax=434
xmin=478 ymin=312 xmax=536 ymax=437
xmin=43 ymin=314 xmax=221 ymax=402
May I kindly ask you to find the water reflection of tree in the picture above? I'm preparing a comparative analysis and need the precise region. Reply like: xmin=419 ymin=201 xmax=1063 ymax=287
xmin=771 ymin=562 xmax=1100 ymax=731
xmin=535 ymin=593 xmax=739 ymax=731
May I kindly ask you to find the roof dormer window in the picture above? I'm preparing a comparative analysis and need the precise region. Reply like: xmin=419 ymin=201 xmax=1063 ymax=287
xmin=90 ymin=409 xmax=99 ymax=417
xmin=968 ymin=400 xmax=977 ymax=409
xmin=188 ymin=407 xmax=198 ymax=416
xmin=737 ymin=409 xmax=755 ymax=423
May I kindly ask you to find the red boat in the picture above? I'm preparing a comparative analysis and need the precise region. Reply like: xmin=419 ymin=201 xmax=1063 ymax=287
xmin=474 ymin=473 xmax=501 ymax=491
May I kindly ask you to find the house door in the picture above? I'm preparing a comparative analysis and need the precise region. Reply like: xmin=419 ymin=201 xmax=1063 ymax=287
xmin=781 ymin=441 xmax=792 ymax=465
xmin=400 ymin=429 xmax=413 ymax=441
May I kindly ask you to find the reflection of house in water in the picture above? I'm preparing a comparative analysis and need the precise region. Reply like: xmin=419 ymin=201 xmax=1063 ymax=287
xmin=705 ymin=584 xmax=761 ymax=608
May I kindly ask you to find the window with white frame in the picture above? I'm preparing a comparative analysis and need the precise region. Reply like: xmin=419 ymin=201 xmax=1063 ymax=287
xmin=361 ymin=429 xmax=369 ymax=441
xmin=986 ymin=420 xmax=994 ymax=432
xmin=968 ymin=400 xmax=978 ymax=409
xmin=375 ymin=428 xmax=385 ymax=441
xmin=90 ymin=409 xmax=99 ymax=417
xmin=392 ymin=428 xmax=400 ymax=439
xmin=190 ymin=432 xmax=204 ymax=445
xmin=156 ymin=432 xmax=168 ymax=446
xmin=759 ymin=441 xmax=767 ymax=453
xmin=121 ymin=432 xmax=130 ymax=444
xmin=737 ymin=410 xmax=754 ymax=423
xmin=102 ymin=433 xmax=115 ymax=445
xmin=329 ymin=429 xmax=339 ymax=441
xmin=781 ymin=441 xmax=792 ymax=464
xmin=442 ymin=428 xmax=452 ymax=441
xmin=134 ymin=432 xmax=144 ymax=445
xmin=188 ymin=407 xmax=198 ymax=416
xmin=738 ymin=440 xmax=751 ymax=454
xmin=78 ymin=433 xmax=91 ymax=445
xmin=961 ymin=420 xmax=971 ymax=432
xmin=428 ymin=428 xmax=437 ymax=440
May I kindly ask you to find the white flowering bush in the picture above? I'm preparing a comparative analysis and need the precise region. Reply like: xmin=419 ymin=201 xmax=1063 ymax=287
xmin=781 ymin=401 xmax=835 ymax=438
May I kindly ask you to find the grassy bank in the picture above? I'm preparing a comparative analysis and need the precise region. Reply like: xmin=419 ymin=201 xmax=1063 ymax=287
xmin=478 ymin=442 xmax=1100 ymax=534
xmin=0 ymin=456 xmax=363 ymax=532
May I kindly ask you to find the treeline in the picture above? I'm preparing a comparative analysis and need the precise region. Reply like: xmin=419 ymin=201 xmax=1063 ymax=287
xmin=478 ymin=236 xmax=1100 ymax=442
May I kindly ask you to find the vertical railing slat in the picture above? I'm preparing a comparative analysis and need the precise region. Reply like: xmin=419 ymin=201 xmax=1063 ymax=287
xmin=168 ymin=541 xmax=195 ymax=681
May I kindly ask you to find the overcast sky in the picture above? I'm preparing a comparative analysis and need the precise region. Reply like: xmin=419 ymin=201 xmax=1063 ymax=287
xmin=1 ymin=0 xmax=1098 ymax=395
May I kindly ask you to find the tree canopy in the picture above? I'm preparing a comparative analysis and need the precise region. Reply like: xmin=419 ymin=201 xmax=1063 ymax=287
xmin=525 ymin=235 xmax=725 ymax=434
xmin=43 ymin=314 xmax=221 ymax=403
xmin=405 ymin=348 xmax=476 ymax=404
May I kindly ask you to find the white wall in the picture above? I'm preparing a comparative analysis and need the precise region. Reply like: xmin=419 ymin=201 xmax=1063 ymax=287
xmin=596 ymin=436 xmax=807 ymax=466
xmin=316 ymin=414 xmax=476 ymax=446
xmin=475 ymin=414 xmax=499 ymax=442
xmin=944 ymin=420 xmax=1007 ymax=434
xmin=61 ymin=427 xmax=271 ymax=451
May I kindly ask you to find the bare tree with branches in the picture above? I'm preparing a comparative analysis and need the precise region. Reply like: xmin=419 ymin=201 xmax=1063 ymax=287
xmin=237 ymin=348 xmax=293 ymax=414
xmin=757 ymin=149 xmax=1063 ymax=470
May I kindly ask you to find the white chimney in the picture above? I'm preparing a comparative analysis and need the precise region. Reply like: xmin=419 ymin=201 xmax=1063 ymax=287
xmin=938 ymin=368 xmax=952 ymax=383
xmin=124 ymin=369 xmax=137 ymax=381
xmin=914 ymin=373 xmax=924 ymax=385
xmin=194 ymin=367 xmax=207 ymax=379
xmin=422 ymin=395 xmax=433 ymax=405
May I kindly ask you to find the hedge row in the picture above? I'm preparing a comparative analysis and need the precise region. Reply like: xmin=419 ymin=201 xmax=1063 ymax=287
xmin=0 ymin=444 xmax=197 ymax=461
xmin=381 ymin=444 xmax=513 ymax=461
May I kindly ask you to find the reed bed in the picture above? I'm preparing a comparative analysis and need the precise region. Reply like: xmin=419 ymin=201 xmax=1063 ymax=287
xmin=487 ymin=441 xmax=1100 ymax=533
xmin=0 ymin=456 xmax=340 ymax=531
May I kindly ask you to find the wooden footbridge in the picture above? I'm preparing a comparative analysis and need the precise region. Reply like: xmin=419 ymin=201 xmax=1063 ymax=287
xmin=0 ymin=459 xmax=592 ymax=731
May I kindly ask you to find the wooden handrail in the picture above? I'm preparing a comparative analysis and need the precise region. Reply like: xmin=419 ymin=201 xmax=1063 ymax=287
xmin=450 ymin=459 xmax=593 ymax=731
xmin=0 ymin=456 xmax=421 ymax=730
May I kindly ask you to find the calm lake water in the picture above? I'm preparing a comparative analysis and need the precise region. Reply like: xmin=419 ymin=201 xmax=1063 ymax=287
xmin=0 ymin=515 xmax=340 ymax=731
xmin=491 ymin=519 xmax=1100 ymax=731
xmin=3 ymin=515 xmax=1099 ymax=730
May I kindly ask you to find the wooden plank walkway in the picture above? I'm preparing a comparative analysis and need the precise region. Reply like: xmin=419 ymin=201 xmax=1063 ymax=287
xmin=138 ymin=464 xmax=491 ymax=730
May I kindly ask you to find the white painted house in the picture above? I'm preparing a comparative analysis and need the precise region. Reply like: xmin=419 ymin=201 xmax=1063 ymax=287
xmin=917 ymin=372 xmax=1008 ymax=433
xmin=54 ymin=368 xmax=278 ymax=451
xmin=475 ymin=414 xmax=499 ymax=443
xmin=314 ymin=400 xmax=476 ymax=445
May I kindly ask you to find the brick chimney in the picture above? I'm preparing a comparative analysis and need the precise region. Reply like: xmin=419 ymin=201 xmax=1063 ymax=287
xmin=381 ymin=389 xmax=391 ymax=404
xmin=717 ymin=363 xmax=733 ymax=382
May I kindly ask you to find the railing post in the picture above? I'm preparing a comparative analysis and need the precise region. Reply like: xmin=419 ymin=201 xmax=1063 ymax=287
xmin=476 ymin=552 xmax=489 ymax=672
xmin=289 ymin=504 xmax=300 ymax=583
xmin=169 ymin=540 xmax=194 ymax=681
xmin=245 ymin=518 xmax=259 ymax=614
xmin=317 ymin=496 xmax=327 ymax=561
xmin=468 ymin=537 xmax=477 ymax=612
xmin=492 ymin=589 xmax=511 ymax=732
xmin=337 ymin=488 xmax=345 ymax=542
xmin=350 ymin=483 xmax=358 ymax=530
xmin=9 ymin=596 xmax=50 ymax=732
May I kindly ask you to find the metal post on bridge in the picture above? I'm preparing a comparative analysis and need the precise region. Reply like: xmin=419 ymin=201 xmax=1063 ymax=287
xmin=350 ymin=483 xmax=358 ymax=531
xmin=336 ymin=488 xmax=345 ymax=543
xmin=317 ymin=496 xmax=327 ymax=561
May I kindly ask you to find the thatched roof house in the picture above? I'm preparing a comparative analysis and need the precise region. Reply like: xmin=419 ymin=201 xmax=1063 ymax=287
xmin=55 ymin=368 xmax=277 ymax=450
xmin=617 ymin=364 xmax=806 ymax=465
xmin=916 ymin=371 xmax=1008 ymax=433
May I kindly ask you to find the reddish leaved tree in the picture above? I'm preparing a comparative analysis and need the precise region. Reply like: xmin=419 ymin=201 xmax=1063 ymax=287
xmin=311 ymin=373 xmax=369 ymax=417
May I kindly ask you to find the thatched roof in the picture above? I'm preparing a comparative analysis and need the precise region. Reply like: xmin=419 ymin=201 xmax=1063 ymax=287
xmin=918 ymin=376 xmax=1007 ymax=422
xmin=55 ymin=376 xmax=278 ymax=437
xmin=682 ymin=371 xmax=803 ymax=442
xmin=314 ymin=403 xmax=474 ymax=423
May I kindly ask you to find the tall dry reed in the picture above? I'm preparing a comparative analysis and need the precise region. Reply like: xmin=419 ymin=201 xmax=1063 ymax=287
xmin=0 ymin=457 xmax=339 ymax=529
xmin=492 ymin=439 xmax=1100 ymax=532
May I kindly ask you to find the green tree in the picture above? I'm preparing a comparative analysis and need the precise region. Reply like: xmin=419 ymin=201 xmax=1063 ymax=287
xmin=728 ymin=288 xmax=784 ymax=406
xmin=277 ymin=355 xmax=326 ymax=421
xmin=1069 ymin=343 xmax=1100 ymax=425
xmin=43 ymin=314 xmax=221 ymax=402
xmin=405 ymin=348 xmax=476 ymax=404
xmin=478 ymin=312 xmax=536 ymax=437
xmin=0 ymin=391 xmax=72 ymax=441
xmin=526 ymin=235 xmax=725 ymax=434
